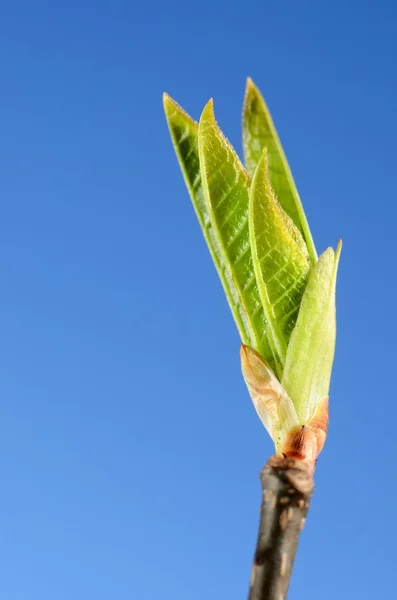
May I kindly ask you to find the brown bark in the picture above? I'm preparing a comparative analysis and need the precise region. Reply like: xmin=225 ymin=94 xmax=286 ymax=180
xmin=248 ymin=456 xmax=314 ymax=600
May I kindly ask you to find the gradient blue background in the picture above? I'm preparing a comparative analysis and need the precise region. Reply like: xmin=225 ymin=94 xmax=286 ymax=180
xmin=0 ymin=1 xmax=395 ymax=598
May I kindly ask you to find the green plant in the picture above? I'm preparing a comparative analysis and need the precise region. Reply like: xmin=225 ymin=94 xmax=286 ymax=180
xmin=164 ymin=79 xmax=341 ymax=599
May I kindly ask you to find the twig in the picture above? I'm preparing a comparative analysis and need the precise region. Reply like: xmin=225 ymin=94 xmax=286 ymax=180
xmin=248 ymin=456 xmax=314 ymax=600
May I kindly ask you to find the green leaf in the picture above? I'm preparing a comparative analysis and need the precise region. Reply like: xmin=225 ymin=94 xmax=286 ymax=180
xmin=242 ymin=78 xmax=317 ymax=264
xmin=163 ymin=93 xmax=248 ymax=343
xmin=198 ymin=99 xmax=276 ymax=371
xmin=249 ymin=150 xmax=311 ymax=369
xmin=281 ymin=241 xmax=342 ymax=423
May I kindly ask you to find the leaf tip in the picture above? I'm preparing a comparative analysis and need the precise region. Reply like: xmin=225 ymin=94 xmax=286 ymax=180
xmin=200 ymin=98 xmax=215 ymax=121
xmin=244 ymin=76 xmax=264 ymax=108
xmin=244 ymin=78 xmax=255 ymax=113
xmin=198 ymin=99 xmax=217 ymax=144
xmin=163 ymin=91 xmax=173 ymax=112
xmin=241 ymin=344 xmax=268 ymax=391
xmin=163 ymin=93 xmax=198 ymax=127
xmin=245 ymin=76 xmax=259 ymax=95
xmin=333 ymin=239 xmax=342 ymax=282
xmin=250 ymin=147 xmax=277 ymax=212
xmin=240 ymin=342 xmax=249 ymax=360
xmin=240 ymin=344 xmax=255 ymax=372
xmin=246 ymin=76 xmax=254 ymax=89
xmin=240 ymin=344 xmax=272 ymax=380
xmin=255 ymin=146 xmax=269 ymax=175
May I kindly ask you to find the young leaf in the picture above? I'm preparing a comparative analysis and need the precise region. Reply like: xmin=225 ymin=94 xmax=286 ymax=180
xmin=249 ymin=150 xmax=310 ymax=368
xmin=281 ymin=241 xmax=342 ymax=423
xmin=243 ymin=78 xmax=317 ymax=263
xmin=198 ymin=100 xmax=276 ymax=371
xmin=241 ymin=344 xmax=299 ymax=452
xmin=163 ymin=93 xmax=247 ymax=341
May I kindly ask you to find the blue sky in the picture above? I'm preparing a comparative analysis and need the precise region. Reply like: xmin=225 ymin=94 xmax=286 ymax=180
xmin=0 ymin=1 xmax=396 ymax=598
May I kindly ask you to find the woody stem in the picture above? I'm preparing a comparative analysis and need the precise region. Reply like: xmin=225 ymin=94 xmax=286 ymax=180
xmin=247 ymin=456 xmax=314 ymax=600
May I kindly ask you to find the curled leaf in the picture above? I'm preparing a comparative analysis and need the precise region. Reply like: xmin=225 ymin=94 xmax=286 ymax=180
xmin=243 ymin=78 xmax=317 ymax=263
xmin=198 ymin=100 xmax=275 ymax=369
xmin=163 ymin=94 xmax=249 ymax=343
xmin=281 ymin=242 xmax=342 ymax=423
xmin=249 ymin=150 xmax=311 ymax=370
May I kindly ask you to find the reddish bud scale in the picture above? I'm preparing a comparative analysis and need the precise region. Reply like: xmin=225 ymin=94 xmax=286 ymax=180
xmin=281 ymin=396 xmax=329 ymax=473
